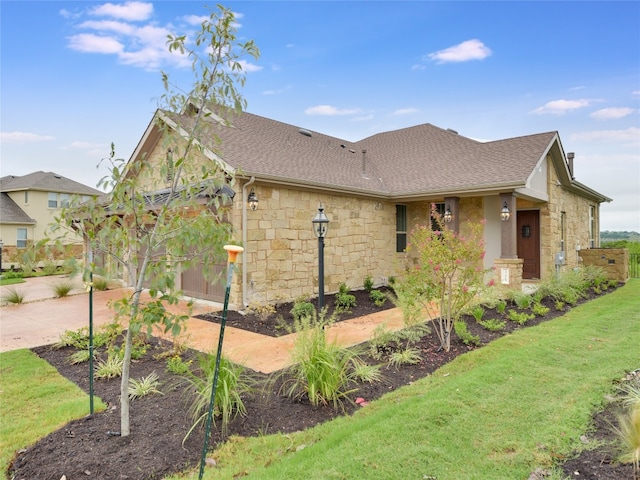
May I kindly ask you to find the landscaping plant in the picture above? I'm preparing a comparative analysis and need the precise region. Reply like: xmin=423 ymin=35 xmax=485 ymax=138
xmin=51 ymin=5 xmax=259 ymax=437
xmin=52 ymin=280 xmax=74 ymax=298
xmin=399 ymin=206 xmax=492 ymax=351
xmin=1 ymin=287 xmax=26 ymax=304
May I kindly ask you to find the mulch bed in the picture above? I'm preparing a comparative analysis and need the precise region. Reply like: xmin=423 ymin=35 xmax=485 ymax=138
xmin=7 ymin=284 xmax=635 ymax=480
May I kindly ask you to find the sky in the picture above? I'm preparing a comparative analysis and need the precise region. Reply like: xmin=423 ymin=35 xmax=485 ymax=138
xmin=1 ymin=1 xmax=639 ymax=233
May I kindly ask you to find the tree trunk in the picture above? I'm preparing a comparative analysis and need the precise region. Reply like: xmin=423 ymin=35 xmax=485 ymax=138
xmin=120 ymin=326 xmax=134 ymax=437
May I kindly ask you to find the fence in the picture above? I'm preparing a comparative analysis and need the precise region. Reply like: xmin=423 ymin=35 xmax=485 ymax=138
xmin=631 ymin=253 xmax=640 ymax=278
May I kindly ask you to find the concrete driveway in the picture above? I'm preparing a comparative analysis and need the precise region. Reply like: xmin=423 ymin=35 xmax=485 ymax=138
xmin=0 ymin=275 xmax=406 ymax=373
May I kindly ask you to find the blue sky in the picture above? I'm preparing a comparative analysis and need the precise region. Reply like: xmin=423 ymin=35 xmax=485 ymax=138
xmin=1 ymin=1 xmax=639 ymax=232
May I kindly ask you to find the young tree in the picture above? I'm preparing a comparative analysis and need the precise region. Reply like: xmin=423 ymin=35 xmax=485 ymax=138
xmin=55 ymin=5 xmax=259 ymax=437
xmin=397 ymin=205 xmax=494 ymax=352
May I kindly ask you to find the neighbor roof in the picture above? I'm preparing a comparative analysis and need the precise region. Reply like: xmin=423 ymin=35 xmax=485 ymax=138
xmin=0 ymin=193 xmax=36 ymax=224
xmin=0 ymin=172 xmax=102 ymax=196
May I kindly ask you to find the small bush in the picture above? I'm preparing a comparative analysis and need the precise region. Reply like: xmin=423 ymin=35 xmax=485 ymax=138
xmin=290 ymin=300 xmax=314 ymax=321
xmin=1 ymin=287 xmax=26 ymax=304
xmin=479 ymin=318 xmax=506 ymax=332
xmin=531 ymin=302 xmax=550 ymax=317
xmin=470 ymin=304 xmax=485 ymax=322
xmin=247 ymin=301 xmax=276 ymax=321
xmin=454 ymin=320 xmax=481 ymax=346
xmin=389 ymin=348 xmax=422 ymax=367
xmin=2 ymin=271 xmax=24 ymax=279
xmin=555 ymin=300 xmax=565 ymax=311
xmin=68 ymin=349 xmax=92 ymax=365
xmin=128 ymin=372 xmax=163 ymax=400
xmin=369 ymin=289 xmax=387 ymax=307
xmin=496 ymin=299 xmax=507 ymax=314
xmin=351 ymin=358 xmax=383 ymax=384
xmin=514 ymin=293 xmax=532 ymax=310
xmin=95 ymin=354 xmax=124 ymax=379
xmin=363 ymin=275 xmax=374 ymax=293
xmin=92 ymin=276 xmax=109 ymax=291
xmin=507 ymin=310 xmax=535 ymax=325
xmin=166 ymin=354 xmax=192 ymax=375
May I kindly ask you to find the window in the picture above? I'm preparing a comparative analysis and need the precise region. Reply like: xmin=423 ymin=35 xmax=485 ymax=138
xmin=48 ymin=192 xmax=58 ymax=208
xmin=589 ymin=205 xmax=596 ymax=247
xmin=60 ymin=194 xmax=70 ymax=208
xmin=17 ymin=228 xmax=27 ymax=248
xmin=396 ymin=205 xmax=407 ymax=252
xmin=431 ymin=203 xmax=445 ymax=230
xmin=24 ymin=191 xmax=29 ymax=204
xmin=165 ymin=149 xmax=174 ymax=183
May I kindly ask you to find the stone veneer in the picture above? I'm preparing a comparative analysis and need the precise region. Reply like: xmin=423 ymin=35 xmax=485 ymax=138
xmin=579 ymin=248 xmax=629 ymax=282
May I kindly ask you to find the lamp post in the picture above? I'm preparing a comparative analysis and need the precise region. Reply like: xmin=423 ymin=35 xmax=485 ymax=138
xmin=198 ymin=244 xmax=244 ymax=480
xmin=0 ymin=240 xmax=3 ymax=272
xmin=312 ymin=205 xmax=329 ymax=311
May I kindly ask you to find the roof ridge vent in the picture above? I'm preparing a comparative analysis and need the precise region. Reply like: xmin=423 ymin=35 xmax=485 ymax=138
xmin=446 ymin=128 xmax=459 ymax=135
xmin=298 ymin=128 xmax=313 ymax=137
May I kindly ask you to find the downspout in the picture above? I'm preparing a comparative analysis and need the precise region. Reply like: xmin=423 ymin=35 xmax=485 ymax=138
xmin=241 ymin=176 xmax=255 ymax=308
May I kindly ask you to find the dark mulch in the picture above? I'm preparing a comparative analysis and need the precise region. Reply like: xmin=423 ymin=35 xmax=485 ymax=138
xmin=7 ymin=284 xmax=634 ymax=480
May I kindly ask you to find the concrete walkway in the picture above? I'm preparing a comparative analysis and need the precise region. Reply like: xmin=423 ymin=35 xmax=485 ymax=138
xmin=0 ymin=275 xmax=406 ymax=373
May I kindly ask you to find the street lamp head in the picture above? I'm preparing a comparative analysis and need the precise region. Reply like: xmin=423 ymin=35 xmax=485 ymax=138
xmin=312 ymin=205 xmax=329 ymax=238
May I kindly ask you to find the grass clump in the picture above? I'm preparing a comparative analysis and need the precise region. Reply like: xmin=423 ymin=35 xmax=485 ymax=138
xmin=94 ymin=354 xmax=124 ymax=380
xmin=128 ymin=372 xmax=163 ymax=400
xmin=52 ymin=280 xmax=75 ymax=298
xmin=1 ymin=287 xmax=26 ymax=304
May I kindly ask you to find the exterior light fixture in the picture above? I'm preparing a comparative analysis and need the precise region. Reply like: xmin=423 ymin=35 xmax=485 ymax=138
xmin=500 ymin=202 xmax=511 ymax=221
xmin=443 ymin=206 xmax=453 ymax=223
xmin=312 ymin=205 xmax=330 ymax=310
xmin=247 ymin=189 xmax=259 ymax=211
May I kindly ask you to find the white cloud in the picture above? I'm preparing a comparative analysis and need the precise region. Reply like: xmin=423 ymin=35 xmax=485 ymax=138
xmin=427 ymin=39 xmax=492 ymax=64
xmin=0 ymin=132 xmax=55 ymax=144
xmin=571 ymin=127 xmax=640 ymax=146
xmin=78 ymin=20 xmax=136 ymax=35
xmin=392 ymin=108 xmax=418 ymax=116
xmin=90 ymin=1 xmax=153 ymax=21
xmin=569 ymin=85 xmax=586 ymax=91
xmin=237 ymin=59 xmax=263 ymax=73
xmin=411 ymin=64 xmax=426 ymax=71
xmin=590 ymin=107 xmax=635 ymax=120
xmin=67 ymin=33 xmax=124 ymax=54
xmin=530 ymin=99 xmax=591 ymax=115
xmin=305 ymin=105 xmax=360 ymax=116
xmin=263 ymin=85 xmax=292 ymax=95
xmin=182 ymin=14 xmax=209 ymax=26
xmin=632 ymin=91 xmax=640 ymax=97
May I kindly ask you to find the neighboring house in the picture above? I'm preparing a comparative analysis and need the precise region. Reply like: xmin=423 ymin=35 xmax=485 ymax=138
xmin=0 ymin=171 xmax=102 ymax=269
xmin=123 ymin=103 xmax=611 ymax=307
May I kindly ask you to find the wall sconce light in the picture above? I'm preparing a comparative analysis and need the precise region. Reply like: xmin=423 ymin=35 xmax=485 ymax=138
xmin=500 ymin=202 xmax=511 ymax=221
xmin=443 ymin=206 xmax=453 ymax=223
xmin=247 ymin=189 xmax=259 ymax=211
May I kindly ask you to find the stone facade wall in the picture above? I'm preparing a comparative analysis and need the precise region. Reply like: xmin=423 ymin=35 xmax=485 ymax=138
xmin=235 ymin=184 xmax=404 ymax=306
xmin=579 ymin=248 xmax=629 ymax=282
xmin=493 ymin=258 xmax=524 ymax=292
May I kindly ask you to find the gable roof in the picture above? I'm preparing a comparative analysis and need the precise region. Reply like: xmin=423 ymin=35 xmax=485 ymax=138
xmin=153 ymin=107 xmax=609 ymax=202
xmin=0 ymin=172 xmax=102 ymax=196
xmin=0 ymin=193 xmax=36 ymax=224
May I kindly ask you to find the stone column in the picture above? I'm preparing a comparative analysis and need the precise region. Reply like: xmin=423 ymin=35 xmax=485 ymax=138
xmin=500 ymin=193 xmax=517 ymax=259
xmin=443 ymin=196 xmax=460 ymax=234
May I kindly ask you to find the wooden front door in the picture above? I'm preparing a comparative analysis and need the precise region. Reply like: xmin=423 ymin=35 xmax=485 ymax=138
xmin=517 ymin=210 xmax=540 ymax=279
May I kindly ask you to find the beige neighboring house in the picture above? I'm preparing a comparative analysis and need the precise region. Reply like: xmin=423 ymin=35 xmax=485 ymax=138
xmin=0 ymin=171 xmax=102 ymax=269
xmin=121 ymin=103 xmax=612 ymax=307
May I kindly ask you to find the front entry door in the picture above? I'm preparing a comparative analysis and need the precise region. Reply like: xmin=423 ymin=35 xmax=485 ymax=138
xmin=517 ymin=210 xmax=540 ymax=279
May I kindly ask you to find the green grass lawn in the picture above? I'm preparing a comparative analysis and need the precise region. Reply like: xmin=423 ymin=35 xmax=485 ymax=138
xmin=1 ymin=281 xmax=638 ymax=479
xmin=177 ymin=279 xmax=640 ymax=480
xmin=0 ymin=350 xmax=105 ymax=474
xmin=0 ymin=277 xmax=25 ymax=286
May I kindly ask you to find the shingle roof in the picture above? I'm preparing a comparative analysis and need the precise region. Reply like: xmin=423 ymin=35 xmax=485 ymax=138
xmin=0 ymin=193 xmax=36 ymax=224
xmin=164 ymin=109 xmax=557 ymax=198
xmin=0 ymin=172 xmax=102 ymax=196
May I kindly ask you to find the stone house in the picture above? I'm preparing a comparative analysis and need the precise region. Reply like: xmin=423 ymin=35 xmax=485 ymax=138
xmin=125 ymin=103 xmax=611 ymax=307
xmin=0 ymin=172 xmax=102 ymax=270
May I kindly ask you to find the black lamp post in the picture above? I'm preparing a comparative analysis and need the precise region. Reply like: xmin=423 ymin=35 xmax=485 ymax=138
xmin=0 ymin=240 xmax=3 ymax=272
xmin=312 ymin=205 xmax=329 ymax=311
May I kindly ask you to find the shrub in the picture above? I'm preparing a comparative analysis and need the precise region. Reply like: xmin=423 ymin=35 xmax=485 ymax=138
xmin=363 ymin=275 xmax=374 ymax=293
xmin=507 ymin=310 xmax=535 ymax=325
xmin=128 ymin=372 xmax=163 ymax=400
xmin=335 ymin=282 xmax=356 ymax=313
xmin=613 ymin=381 xmax=640 ymax=476
xmin=184 ymin=353 xmax=252 ymax=439
xmin=166 ymin=354 xmax=192 ymax=375
xmin=555 ymin=300 xmax=565 ymax=311
xmin=496 ymin=299 xmax=507 ymax=315
xmin=351 ymin=358 xmax=383 ymax=384
xmin=1 ymin=287 xmax=26 ymax=304
xmin=95 ymin=354 xmax=124 ymax=379
xmin=369 ymin=289 xmax=387 ymax=307
xmin=398 ymin=209 xmax=492 ymax=352
xmin=2 ymin=271 xmax=24 ymax=279
xmin=281 ymin=310 xmax=363 ymax=409
xmin=531 ymin=302 xmax=550 ymax=317
xmin=92 ymin=276 xmax=110 ymax=291
xmin=513 ymin=293 xmax=532 ymax=310
xmin=454 ymin=320 xmax=481 ymax=346
xmin=68 ymin=349 xmax=92 ymax=365
xmin=389 ymin=347 xmax=422 ymax=367
xmin=470 ymin=304 xmax=485 ymax=322
xmin=247 ymin=301 xmax=276 ymax=321
xmin=290 ymin=299 xmax=315 ymax=321
xmin=52 ymin=280 xmax=75 ymax=298
xmin=479 ymin=318 xmax=506 ymax=332
xmin=369 ymin=322 xmax=430 ymax=362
